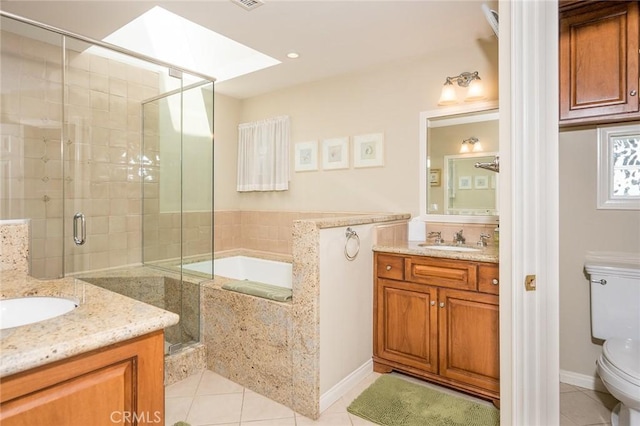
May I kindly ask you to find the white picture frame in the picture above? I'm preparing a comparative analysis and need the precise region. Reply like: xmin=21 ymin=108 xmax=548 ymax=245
xmin=597 ymin=124 xmax=640 ymax=210
xmin=474 ymin=175 xmax=489 ymax=189
xmin=294 ymin=141 xmax=318 ymax=172
xmin=353 ymin=133 xmax=384 ymax=168
xmin=322 ymin=137 xmax=349 ymax=170
xmin=458 ymin=176 xmax=472 ymax=190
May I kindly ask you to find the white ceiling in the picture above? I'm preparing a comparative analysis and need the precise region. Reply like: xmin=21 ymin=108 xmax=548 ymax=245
xmin=0 ymin=0 xmax=498 ymax=99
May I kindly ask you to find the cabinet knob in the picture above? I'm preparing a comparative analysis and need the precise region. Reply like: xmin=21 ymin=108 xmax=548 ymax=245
xmin=386 ymin=265 xmax=392 ymax=271
xmin=430 ymin=301 xmax=436 ymax=306
xmin=492 ymin=278 xmax=499 ymax=285
xmin=631 ymin=90 xmax=637 ymax=96
xmin=439 ymin=302 xmax=445 ymax=308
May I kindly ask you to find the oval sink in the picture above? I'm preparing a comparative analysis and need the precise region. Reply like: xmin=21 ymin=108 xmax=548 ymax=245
xmin=0 ymin=296 xmax=78 ymax=330
xmin=418 ymin=244 xmax=481 ymax=252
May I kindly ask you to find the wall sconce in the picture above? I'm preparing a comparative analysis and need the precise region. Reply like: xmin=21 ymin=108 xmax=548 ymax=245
xmin=460 ymin=137 xmax=482 ymax=153
xmin=438 ymin=71 xmax=485 ymax=105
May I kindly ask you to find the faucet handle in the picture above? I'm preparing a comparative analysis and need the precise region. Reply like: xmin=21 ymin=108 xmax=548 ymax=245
xmin=477 ymin=233 xmax=491 ymax=247
xmin=453 ymin=229 xmax=465 ymax=244
xmin=428 ymin=231 xmax=443 ymax=244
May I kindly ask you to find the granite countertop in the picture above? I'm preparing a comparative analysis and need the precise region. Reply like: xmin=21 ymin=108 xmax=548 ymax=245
xmin=0 ymin=270 xmax=179 ymax=378
xmin=373 ymin=241 xmax=499 ymax=263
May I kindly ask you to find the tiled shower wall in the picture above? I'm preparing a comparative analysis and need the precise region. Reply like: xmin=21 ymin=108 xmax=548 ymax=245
xmin=0 ymin=29 xmax=159 ymax=278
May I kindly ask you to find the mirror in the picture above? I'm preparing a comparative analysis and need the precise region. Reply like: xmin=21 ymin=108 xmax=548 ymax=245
xmin=419 ymin=101 xmax=499 ymax=223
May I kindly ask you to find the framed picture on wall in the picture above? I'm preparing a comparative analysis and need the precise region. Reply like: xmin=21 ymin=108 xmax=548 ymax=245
xmin=459 ymin=176 xmax=472 ymax=190
xmin=429 ymin=169 xmax=441 ymax=187
xmin=294 ymin=141 xmax=318 ymax=172
xmin=353 ymin=133 xmax=384 ymax=168
xmin=322 ymin=137 xmax=349 ymax=170
xmin=474 ymin=175 xmax=489 ymax=189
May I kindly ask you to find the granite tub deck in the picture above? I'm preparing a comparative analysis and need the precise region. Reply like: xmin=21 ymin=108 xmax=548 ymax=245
xmin=73 ymin=265 xmax=207 ymax=385
xmin=0 ymin=269 xmax=179 ymax=378
xmin=201 ymin=213 xmax=411 ymax=420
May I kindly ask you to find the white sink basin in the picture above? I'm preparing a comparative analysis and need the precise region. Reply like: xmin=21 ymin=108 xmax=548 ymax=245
xmin=0 ymin=296 xmax=78 ymax=330
xmin=418 ymin=244 xmax=481 ymax=252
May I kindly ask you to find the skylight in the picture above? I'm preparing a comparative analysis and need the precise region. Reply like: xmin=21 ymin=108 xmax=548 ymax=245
xmin=102 ymin=6 xmax=280 ymax=82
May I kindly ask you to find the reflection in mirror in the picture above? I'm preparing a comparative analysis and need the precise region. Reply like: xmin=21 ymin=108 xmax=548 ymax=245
xmin=419 ymin=102 xmax=499 ymax=223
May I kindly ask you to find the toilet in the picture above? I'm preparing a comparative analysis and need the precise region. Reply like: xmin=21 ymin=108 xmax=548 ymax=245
xmin=586 ymin=252 xmax=640 ymax=426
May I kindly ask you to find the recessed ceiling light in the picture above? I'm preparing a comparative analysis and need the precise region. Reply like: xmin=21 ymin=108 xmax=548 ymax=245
xmin=287 ymin=52 xmax=300 ymax=59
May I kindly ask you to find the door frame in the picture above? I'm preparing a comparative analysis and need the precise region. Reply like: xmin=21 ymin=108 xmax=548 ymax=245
xmin=500 ymin=1 xmax=560 ymax=424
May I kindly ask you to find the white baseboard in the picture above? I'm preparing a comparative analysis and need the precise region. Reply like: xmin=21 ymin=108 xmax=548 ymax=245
xmin=320 ymin=360 xmax=373 ymax=413
xmin=560 ymin=369 xmax=608 ymax=393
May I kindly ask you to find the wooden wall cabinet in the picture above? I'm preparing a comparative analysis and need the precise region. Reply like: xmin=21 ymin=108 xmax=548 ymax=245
xmin=0 ymin=331 xmax=165 ymax=426
xmin=373 ymin=253 xmax=500 ymax=402
xmin=559 ymin=1 xmax=639 ymax=125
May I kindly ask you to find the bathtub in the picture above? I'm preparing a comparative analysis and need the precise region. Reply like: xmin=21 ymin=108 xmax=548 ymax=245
xmin=183 ymin=256 xmax=292 ymax=289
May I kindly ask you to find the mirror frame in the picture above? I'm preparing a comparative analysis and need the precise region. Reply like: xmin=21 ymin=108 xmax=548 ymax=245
xmin=418 ymin=100 xmax=499 ymax=223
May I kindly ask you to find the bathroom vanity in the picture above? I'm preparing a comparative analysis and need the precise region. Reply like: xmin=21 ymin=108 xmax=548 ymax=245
xmin=372 ymin=246 xmax=500 ymax=403
xmin=0 ymin=270 xmax=179 ymax=425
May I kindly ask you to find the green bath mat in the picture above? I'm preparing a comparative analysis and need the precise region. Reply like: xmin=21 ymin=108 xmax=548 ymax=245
xmin=347 ymin=375 xmax=499 ymax=426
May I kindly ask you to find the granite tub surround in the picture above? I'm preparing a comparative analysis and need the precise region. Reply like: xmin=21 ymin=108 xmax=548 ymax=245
xmin=202 ymin=277 xmax=293 ymax=408
xmin=201 ymin=212 xmax=409 ymax=420
xmin=0 ymin=220 xmax=30 ymax=273
xmin=0 ymin=270 xmax=179 ymax=378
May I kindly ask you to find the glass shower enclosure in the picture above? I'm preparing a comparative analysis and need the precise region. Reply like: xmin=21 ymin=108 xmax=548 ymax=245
xmin=0 ymin=11 xmax=214 ymax=354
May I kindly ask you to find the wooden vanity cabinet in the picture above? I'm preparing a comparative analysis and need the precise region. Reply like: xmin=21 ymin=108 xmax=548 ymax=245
xmin=0 ymin=331 xmax=165 ymax=426
xmin=559 ymin=1 xmax=639 ymax=125
xmin=373 ymin=252 xmax=500 ymax=401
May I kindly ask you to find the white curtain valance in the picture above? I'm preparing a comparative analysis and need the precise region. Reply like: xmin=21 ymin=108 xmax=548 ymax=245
xmin=237 ymin=115 xmax=290 ymax=192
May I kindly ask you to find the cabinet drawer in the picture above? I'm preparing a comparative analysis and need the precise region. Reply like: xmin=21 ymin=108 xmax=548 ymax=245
xmin=478 ymin=263 xmax=500 ymax=295
xmin=376 ymin=254 xmax=404 ymax=280
xmin=406 ymin=256 xmax=477 ymax=291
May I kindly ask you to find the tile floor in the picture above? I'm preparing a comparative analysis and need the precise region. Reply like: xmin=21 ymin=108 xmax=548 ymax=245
xmin=166 ymin=369 xmax=619 ymax=426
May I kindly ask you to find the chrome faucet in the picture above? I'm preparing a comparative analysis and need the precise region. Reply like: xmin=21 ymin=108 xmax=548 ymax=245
xmin=427 ymin=231 xmax=443 ymax=245
xmin=453 ymin=230 xmax=465 ymax=245
xmin=477 ymin=233 xmax=491 ymax=247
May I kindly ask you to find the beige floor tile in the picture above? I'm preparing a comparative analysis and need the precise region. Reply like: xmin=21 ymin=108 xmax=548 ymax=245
xmin=560 ymin=413 xmax=579 ymax=426
xmin=296 ymin=412 xmax=354 ymax=425
xmin=240 ymin=418 xmax=296 ymax=426
xmin=187 ymin=393 xmax=244 ymax=426
xmin=580 ymin=388 xmax=619 ymax=411
xmin=165 ymin=396 xmax=193 ymax=426
xmin=560 ymin=391 xmax=613 ymax=426
xmin=165 ymin=371 xmax=204 ymax=398
xmin=197 ymin=370 xmax=245 ymax=396
xmin=560 ymin=382 xmax=581 ymax=393
xmin=240 ymin=391 xmax=294 ymax=423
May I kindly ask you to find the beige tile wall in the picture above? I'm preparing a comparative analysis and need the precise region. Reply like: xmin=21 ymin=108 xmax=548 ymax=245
xmin=375 ymin=220 xmax=498 ymax=247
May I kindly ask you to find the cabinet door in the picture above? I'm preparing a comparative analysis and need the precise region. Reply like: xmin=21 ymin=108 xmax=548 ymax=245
xmin=438 ymin=288 xmax=499 ymax=393
xmin=374 ymin=278 xmax=438 ymax=373
xmin=560 ymin=1 xmax=639 ymax=123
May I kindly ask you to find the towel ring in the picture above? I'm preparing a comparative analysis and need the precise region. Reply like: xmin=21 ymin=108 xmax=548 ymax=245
xmin=344 ymin=227 xmax=360 ymax=261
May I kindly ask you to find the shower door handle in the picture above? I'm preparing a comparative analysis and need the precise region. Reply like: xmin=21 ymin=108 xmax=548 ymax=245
xmin=73 ymin=212 xmax=86 ymax=246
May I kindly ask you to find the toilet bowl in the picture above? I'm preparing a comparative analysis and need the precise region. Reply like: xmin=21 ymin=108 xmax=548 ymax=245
xmin=585 ymin=252 xmax=640 ymax=426
xmin=596 ymin=338 xmax=640 ymax=426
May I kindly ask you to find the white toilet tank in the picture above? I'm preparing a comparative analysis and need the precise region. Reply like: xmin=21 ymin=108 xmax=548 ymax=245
xmin=585 ymin=252 xmax=640 ymax=341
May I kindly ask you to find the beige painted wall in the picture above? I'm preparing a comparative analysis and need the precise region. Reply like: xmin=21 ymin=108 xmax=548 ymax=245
xmin=214 ymin=42 xmax=498 ymax=214
xmin=559 ymin=126 xmax=640 ymax=379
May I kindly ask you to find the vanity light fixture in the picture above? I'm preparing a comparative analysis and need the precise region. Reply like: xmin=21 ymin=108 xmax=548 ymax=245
xmin=438 ymin=71 xmax=485 ymax=105
xmin=460 ymin=137 xmax=482 ymax=153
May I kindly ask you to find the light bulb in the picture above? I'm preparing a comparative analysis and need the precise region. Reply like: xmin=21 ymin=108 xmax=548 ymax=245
xmin=464 ymin=78 xmax=485 ymax=102
xmin=438 ymin=83 xmax=458 ymax=105
xmin=472 ymin=141 xmax=483 ymax=152
xmin=459 ymin=142 xmax=470 ymax=153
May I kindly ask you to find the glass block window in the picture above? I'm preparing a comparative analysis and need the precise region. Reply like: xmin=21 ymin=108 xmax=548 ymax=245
xmin=598 ymin=125 xmax=640 ymax=210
